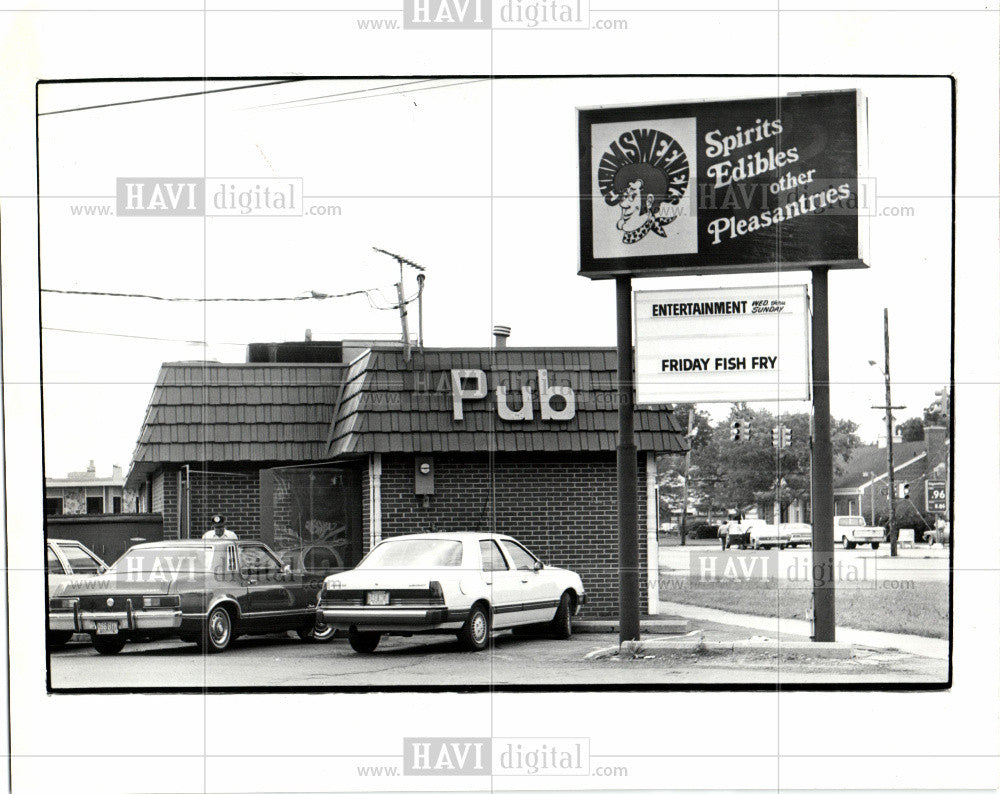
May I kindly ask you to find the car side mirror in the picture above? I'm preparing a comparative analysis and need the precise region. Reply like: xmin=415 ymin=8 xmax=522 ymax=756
xmin=533 ymin=560 xmax=544 ymax=572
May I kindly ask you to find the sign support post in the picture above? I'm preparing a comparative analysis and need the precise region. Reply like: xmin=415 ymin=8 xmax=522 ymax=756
xmin=811 ymin=267 xmax=835 ymax=642
xmin=616 ymin=276 xmax=640 ymax=643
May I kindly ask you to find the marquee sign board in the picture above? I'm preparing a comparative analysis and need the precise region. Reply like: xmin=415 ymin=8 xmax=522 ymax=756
xmin=634 ymin=285 xmax=810 ymax=404
xmin=578 ymin=90 xmax=868 ymax=279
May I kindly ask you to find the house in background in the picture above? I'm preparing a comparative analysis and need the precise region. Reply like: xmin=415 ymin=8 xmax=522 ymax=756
xmin=750 ymin=424 xmax=949 ymax=527
xmin=834 ymin=425 xmax=949 ymax=524
xmin=45 ymin=460 xmax=135 ymax=516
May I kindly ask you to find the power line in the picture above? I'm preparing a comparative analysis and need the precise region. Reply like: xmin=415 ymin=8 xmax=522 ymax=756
xmin=258 ymin=78 xmax=488 ymax=112
xmin=248 ymin=78 xmax=440 ymax=110
xmin=38 ymin=79 xmax=307 ymax=117
xmin=41 ymin=327 xmax=243 ymax=346
xmin=40 ymin=286 xmax=379 ymax=303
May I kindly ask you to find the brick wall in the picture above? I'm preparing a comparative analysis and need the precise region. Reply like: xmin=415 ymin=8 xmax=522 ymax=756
xmin=377 ymin=453 xmax=649 ymax=619
xmin=188 ymin=470 xmax=261 ymax=540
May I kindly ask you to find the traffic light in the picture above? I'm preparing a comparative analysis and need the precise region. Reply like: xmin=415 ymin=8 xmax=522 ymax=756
xmin=897 ymin=482 xmax=910 ymax=499
xmin=771 ymin=425 xmax=792 ymax=448
xmin=731 ymin=420 xmax=751 ymax=442
xmin=930 ymin=387 xmax=950 ymax=418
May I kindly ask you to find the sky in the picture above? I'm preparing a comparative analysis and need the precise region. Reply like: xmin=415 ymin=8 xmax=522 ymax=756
xmin=37 ymin=76 xmax=952 ymax=478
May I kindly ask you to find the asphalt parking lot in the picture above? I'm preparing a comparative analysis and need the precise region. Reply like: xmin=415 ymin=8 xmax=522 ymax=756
xmin=48 ymin=621 xmax=947 ymax=689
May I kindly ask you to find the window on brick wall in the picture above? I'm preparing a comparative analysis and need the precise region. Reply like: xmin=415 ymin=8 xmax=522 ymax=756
xmin=44 ymin=498 xmax=63 ymax=516
xmin=86 ymin=496 xmax=103 ymax=514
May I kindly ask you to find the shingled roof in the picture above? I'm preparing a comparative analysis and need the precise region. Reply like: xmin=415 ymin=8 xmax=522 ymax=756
xmin=327 ymin=348 xmax=686 ymax=456
xmin=834 ymin=441 xmax=927 ymax=490
xmin=126 ymin=362 xmax=345 ymax=489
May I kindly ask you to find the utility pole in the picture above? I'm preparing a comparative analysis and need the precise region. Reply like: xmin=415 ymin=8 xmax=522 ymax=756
xmin=395 ymin=280 xmax=411 ymax=362
xmin=679 ymin=409 xmax=694 ymax=547
xmin=373 ymin=247 xmax=425 ymax=362
xmin=870 ymin=308 xmax=905 ymax=557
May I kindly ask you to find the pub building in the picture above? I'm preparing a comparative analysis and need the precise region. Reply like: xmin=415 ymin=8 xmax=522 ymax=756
xmin=125 ymin=329 xmax=686 ymax=618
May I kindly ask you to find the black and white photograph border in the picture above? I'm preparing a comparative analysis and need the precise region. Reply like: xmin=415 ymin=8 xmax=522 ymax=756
xmin=34 ymin=73 xmax=954 ymax=693
xmin=1 ymin=5 xmax=998 ymax=794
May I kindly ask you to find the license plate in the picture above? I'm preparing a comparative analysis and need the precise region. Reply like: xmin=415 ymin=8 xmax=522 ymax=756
xmin=96 ymin=621 xmax=119 ymax=635
xmin=366 ymin=591 xmax=389 ymax=606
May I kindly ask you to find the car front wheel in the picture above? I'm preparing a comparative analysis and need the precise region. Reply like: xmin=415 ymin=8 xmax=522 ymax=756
xmin=550 ymin=593 xmax=573 ymax=640
xmin=299 ymin=623 xmax=337 ymax=643
xmin=871 ymin=542 xmax=880 ymax=550
xmin=92 ymin=634 xmax=127 ymax=655
xmin=348 ymin=626 xmax=380 ymax=653
xmin=458 ymin=603 xmax=490 ymax=651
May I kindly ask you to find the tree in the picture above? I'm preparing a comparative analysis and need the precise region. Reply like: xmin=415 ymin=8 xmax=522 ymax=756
xmin=897 ymin=417 xmax=924 ymax=442
xmin=655 ymin=404 xmax=716 ymax=521
xmin=693 ymin=406 xmax=861 ymax=516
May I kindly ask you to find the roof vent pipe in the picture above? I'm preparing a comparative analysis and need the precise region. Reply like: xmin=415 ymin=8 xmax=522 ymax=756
xmin=493 ymin=325 xmax=511 ymax=349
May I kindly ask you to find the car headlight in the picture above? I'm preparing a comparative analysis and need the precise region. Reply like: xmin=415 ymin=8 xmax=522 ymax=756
xmin=49 ymin=597 xmax=79 ymax=611
xmin=142 ymin=595 xmax=180 ymax=608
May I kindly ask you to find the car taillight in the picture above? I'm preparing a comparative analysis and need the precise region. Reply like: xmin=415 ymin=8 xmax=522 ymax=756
xmin=428 ymin=581 xmax=444 ymax=604
xmin=142 ymin=595 xmax=180 ymax=608
xmin=49 ymin=597 xmax=78 ymax=610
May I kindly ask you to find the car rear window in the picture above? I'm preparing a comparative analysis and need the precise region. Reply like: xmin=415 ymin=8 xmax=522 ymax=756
xmin=361 ymin=539 xmax=464 ymax=569
xmin=837 ymin=517 xmax=864 ymax=526
xmin=60 ymin=545 xmax=103 ymax=575
xmin=109 ymin=546 xmax=211 ymax=581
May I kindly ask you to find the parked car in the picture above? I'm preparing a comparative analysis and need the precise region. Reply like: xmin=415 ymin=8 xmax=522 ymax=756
xmin=719 ymin=519 xmax=767 ymax=549
xmin=834 ymin=515 xmax=884 ymax=549
xmin=924 ymin=522 xmax=951 ymax=546
xmin=47 ymin=539 xmax=109 ymax=646
xmin=747 ymin=521 xmax=795 ymax=550
xmin=781 ymin=523 xmax=813 ymax=548
xmin=318 ymin=532 xmax=586 ymax=653
xmin=48 ymin=539 xmax=335 ymax=655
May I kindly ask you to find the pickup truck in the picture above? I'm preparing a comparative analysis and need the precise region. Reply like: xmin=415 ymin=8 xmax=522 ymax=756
xmin=835 ymin=515 xmax=885 ymax=549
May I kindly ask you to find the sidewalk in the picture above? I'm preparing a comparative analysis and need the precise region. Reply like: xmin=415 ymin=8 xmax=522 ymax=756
xmin=660 ymin=600 xmax=949 ymax=660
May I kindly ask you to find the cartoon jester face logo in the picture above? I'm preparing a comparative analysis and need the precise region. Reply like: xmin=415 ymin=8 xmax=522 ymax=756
xmin=597 ymin=128 xmax=690 ymax=244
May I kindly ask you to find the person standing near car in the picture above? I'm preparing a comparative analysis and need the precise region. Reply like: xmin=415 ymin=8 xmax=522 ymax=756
xmin=203 ymin=514 xmax=237 ymax=539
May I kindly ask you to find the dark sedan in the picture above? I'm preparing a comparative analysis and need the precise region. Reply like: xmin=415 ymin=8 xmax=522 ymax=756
xmin=48 ymin=539 xmax=334 ymax=654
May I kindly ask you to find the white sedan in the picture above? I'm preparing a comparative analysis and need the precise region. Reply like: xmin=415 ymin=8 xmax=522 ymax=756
xmin=317 ymin=532 xmax=586 ymax=653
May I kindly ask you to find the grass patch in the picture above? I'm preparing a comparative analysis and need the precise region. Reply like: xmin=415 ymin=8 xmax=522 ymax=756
xmin=659 ymin=578 xmax=949 ymax=639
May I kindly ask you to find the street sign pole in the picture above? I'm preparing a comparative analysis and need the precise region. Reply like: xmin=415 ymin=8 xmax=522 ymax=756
xmin=616 ymin=276 xmax=640 ymax=643
xmin=811 ymin=267 xmax=836 ymax=642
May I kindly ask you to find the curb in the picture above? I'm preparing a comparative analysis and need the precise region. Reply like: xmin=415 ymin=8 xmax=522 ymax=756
xmin=575 ymin=618 xmax=690 ymax=635
xmin=586 ymin=633 xmax=855 ymax=660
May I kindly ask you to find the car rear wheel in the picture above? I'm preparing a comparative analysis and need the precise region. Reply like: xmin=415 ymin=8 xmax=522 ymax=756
xmin=843 ymin=537 xmax=856 ymax=550
xmin=458 ymin=603 xmax=490 ymax=651
xmin=871 ymin=542 xmax=880 ymax=550
xmin=92 ymin=634 xmax=127 ymax=655
xmin=348 ymin=626 xmax=380 ymax=653
xmin=197 ymin=605 xmax=234 ymax=653
xmin=47 ymin=631 xmax=74 ymax=647
xmin=550 ymin=593 xmax=573 ymax=640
